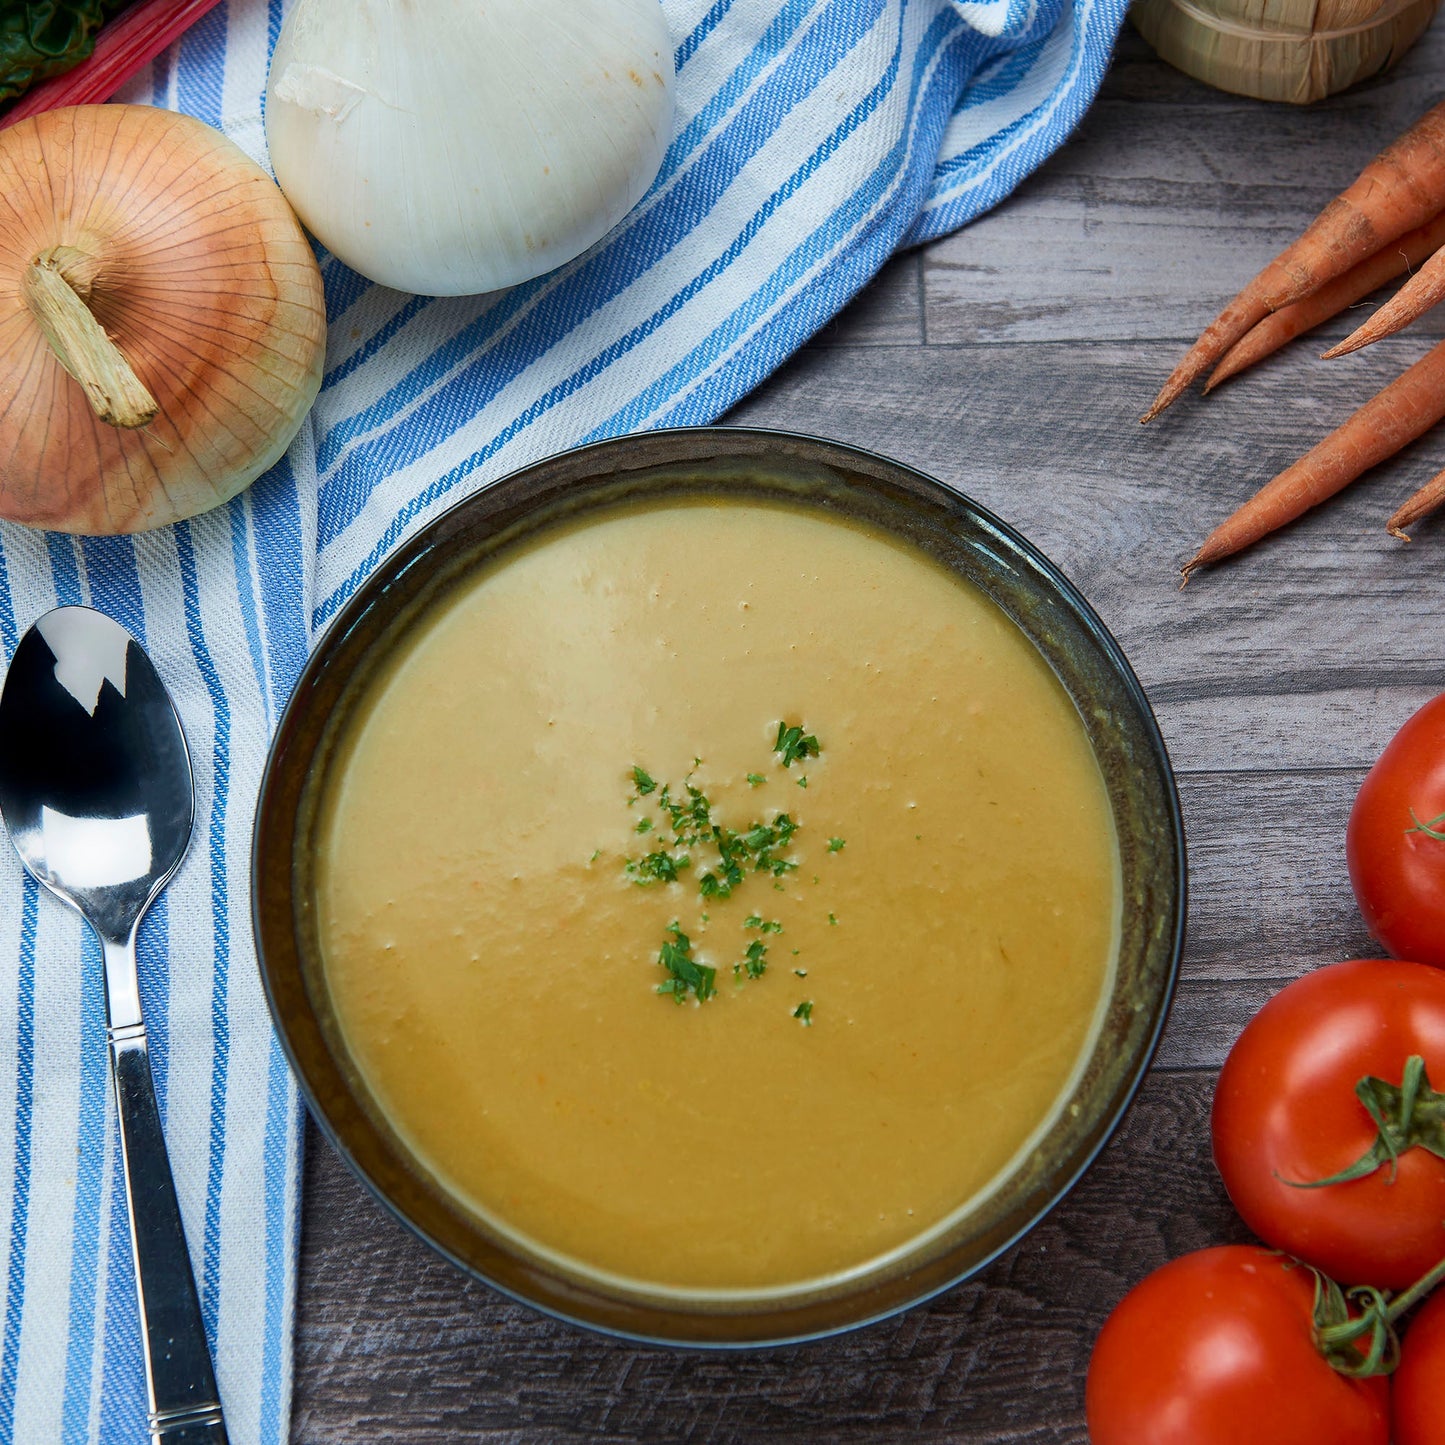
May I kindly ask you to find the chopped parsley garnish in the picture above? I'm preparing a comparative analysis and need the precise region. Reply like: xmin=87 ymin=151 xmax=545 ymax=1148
xmin=620 ymin=727 xmax=833 ymax=1020
xmin=775 ymin=721 xmax=820 ymax=769
xmin=827 ymin=837 xmax=846 ymax=853
xmin=656 ymin=924 xmax=716 ymax=1004
xmin=828 ymin=912 xmax=838 ymax=926
xmin=793 ymin=1000 xmax=814 ymax=1026
xmin=626 ymin=849 xmax=689 ymax=885
xmin=733 ymin=939 xmax=769 ymax=980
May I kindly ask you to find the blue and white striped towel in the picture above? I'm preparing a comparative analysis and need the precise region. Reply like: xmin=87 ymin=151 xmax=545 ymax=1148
xmin=0 ymin=1 xmax=1126 ymax=1440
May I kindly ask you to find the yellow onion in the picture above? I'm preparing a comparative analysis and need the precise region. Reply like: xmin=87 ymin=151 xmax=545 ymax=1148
xmin=0 ymin=104 xmax=326 ymax=534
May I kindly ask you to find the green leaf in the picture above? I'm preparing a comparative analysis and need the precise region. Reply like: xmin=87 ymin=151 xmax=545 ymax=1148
xmin=741 ymin=939 xmax=768 ymax=979
xmin=625 ymin=849 xmax=689 ymax=885
xmin=792 ymin=1000 xmax=814 ymax=1026
xmin=655 ymin=924 xmax=716 ymax=1004
xmin=774 ymin=721 xmax=821 ymax=768
xmin=0 ymin=1 xmax=119 ymax=105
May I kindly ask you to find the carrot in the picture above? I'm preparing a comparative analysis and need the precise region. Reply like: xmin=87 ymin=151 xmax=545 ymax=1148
xmin=1183 ymin=338 xmax=1445 ymax=579
xmin=1387 ymin=466 xmax=1445 ymax=540
xmin=1205 ymin=213 xmax=1445 ymax=391
xmin=1144 ymin=100 xmax=1445 ymax=424
xmin=1323 ymin=243 xmax=1445 ymax=358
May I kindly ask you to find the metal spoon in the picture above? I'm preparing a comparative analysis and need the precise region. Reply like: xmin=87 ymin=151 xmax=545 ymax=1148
xmin=0 ymin=606 xmax=227 ymax=1445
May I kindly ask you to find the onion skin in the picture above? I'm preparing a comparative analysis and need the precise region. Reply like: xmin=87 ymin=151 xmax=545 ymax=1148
xmin=265 ymin=0 xmax=675 ymax=297
xmin=0 ymin=104 xmax=326 ymax=534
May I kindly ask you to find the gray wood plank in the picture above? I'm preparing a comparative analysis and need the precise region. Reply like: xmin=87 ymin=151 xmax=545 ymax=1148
xmin=293 ymin=1070 xmax=1245 ymax=1444
xmin=293 ymin=33 xmax=1445 ymax=1445
xmin=811 ymin=251 xmax=924 ymax=349
xmin=922 ymin=31 xmax=1445 ymax=346
xmin=725 ymin=336 xmax=1445 ymax=772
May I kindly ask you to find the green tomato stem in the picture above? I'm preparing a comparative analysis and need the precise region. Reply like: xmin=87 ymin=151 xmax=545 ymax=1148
xmin=1385 ymin=1247 xmax=1445 ymax=1323
xmin=1407 ymin=807 xmax=1445 ymax=841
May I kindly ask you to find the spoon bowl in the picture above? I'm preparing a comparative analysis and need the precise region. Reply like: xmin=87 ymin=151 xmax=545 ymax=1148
xmin=0 ymin=606 xmax=192 ymax=941
xmin=0 ymin=606 xmax=227 ymax=1445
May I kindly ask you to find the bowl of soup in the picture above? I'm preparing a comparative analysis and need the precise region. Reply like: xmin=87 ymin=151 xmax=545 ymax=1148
xmin=253 ymin=427 xmax=1185 ymax=1345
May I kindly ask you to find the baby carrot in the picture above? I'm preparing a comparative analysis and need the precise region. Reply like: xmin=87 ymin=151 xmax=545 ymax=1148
xmin=1206 ymin=214 xmax=1445 ymax=391
xmin=1387 ymin=466 xmax=1445 ymax=540
xmin=1145 ymin=100 xmax=1445 ymax=423
xmin=1183 ymin=338 xmax=1445 ymax=578
xmin=1323 ymin=243 xmax=1445 ymax=358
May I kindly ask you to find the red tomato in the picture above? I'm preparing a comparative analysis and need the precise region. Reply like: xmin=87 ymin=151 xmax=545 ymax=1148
xmin=1394 ymin=1287 xmax=1445 ymax=1445
xmin=1085 ymin=1246 xmax=1389 ymax=1445
xmin=1212 ymin=958 xmax=1445 ymax=1290
xmin=1348 ymin=693 xmax=1445 ymax=967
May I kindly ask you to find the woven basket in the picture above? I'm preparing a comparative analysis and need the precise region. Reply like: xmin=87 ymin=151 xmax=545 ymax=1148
xmin=1131 ymin=0 xmax=1440 ymax=103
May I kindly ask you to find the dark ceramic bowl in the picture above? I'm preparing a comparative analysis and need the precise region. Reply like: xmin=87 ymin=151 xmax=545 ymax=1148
xmin=253 ymin=427 xmax=1185 ymax=1347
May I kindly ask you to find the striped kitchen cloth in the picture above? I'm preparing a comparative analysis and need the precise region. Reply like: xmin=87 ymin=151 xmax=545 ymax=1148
xmin=0 ymin=0 xmax=1127 ymax=1441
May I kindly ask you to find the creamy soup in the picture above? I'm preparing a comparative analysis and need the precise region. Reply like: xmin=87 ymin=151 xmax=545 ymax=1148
xmin=315 ymin=495 xmax=1119 ymax=1295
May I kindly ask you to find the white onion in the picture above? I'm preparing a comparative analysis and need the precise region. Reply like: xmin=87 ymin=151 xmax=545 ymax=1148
xmin=265 ymin=0 xmax=676 ymax=297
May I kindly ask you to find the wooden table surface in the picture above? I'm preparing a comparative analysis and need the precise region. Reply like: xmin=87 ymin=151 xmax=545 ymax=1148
xmin=291 ymin=29 xmax=1445 ymax=1442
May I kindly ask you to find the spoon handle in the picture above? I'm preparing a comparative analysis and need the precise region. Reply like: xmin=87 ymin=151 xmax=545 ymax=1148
xmin=110 ymin=1022 xmax=229 ymax=1445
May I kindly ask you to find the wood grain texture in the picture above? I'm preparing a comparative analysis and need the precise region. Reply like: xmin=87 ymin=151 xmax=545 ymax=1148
xmin=292 ymin=27 xmax=1445 ymax=1444
xmin=295 ymin=1073 xmax=1248 ymax=1445
xmin=923 ymin=31 xmax=1445 ymax=348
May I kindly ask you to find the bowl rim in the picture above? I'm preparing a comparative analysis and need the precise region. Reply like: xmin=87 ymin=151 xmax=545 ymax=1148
xmin=253 ymin=424 xmax=1187 ymax=1348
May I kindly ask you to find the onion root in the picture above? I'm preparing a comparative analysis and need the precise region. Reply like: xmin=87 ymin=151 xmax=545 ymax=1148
xmin=21 ymin=246 xmax=157 ymax=429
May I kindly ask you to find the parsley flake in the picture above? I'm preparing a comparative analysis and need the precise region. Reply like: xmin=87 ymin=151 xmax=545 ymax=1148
xmin=619 ymin=727 xmax=834 ymax=1017
xmin=827 ymin=837 xmax=846 ymax=853
xmin=739 ymin=939 xmax=768 ymax=979
xmin=774 ymin=721 xmax=820 ymax=769
xmin=656 ymin=924 xmax=716 ymax=1004
xmin=626 ymin=849 xmax=689 ymax=885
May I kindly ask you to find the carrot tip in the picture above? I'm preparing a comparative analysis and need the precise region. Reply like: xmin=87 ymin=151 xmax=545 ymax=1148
xmin=1388 ymin=524 xmax=1412 ymax=541
xmin=1142 ymin=380 xmax=1183 ymax=424
xmin=1321 ymin=338 xmax=1361 ymax=360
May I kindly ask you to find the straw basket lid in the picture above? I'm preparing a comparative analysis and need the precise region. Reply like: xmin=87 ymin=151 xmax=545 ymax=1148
xmin=1131 ymin=0 xmax=1440 ymax=103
